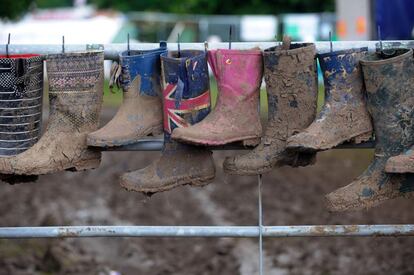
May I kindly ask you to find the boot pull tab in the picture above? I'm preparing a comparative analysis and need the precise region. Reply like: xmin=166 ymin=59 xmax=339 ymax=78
xmin=109 ymin=61 xmax=121 ymax=93
xmin=281 ymin=35 xmax=291 ymax=50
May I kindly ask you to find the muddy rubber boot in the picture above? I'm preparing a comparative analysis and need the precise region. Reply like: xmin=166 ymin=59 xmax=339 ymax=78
xmin=0 ymin=54 xmax=44 ymax=183
xmin=87 ymin=42 xmax=167 ymax=147
xmin=171 ymin=48 xmax=263 ymax=146
xmin=326 ymin=49 xmax=414 ymax=211
xmin=120 ymin=50 xmax=215 ymax=194
xmin=223 ymin=41 xmax=318 ymax=175
xmin=287 ymin=48 xmax=373 ymax=151
xmin=0 ymin=51 xmax=104 ymax=175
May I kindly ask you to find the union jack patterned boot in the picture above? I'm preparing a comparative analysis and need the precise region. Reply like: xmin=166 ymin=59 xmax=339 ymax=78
xmin=0 ymin=51 xmax=104 ymax=175
xmin=120 ymin=50 xmax=215 ymax=194
xmin=87 ymin=42 xmax=167 ymax=147
xmin=287 ymin=48 xmax=373 ymax=151
xmin=171 ymin=48 xmax=263 ymax=146
xmin=326 ymin=48 xmax=414 ymax=211
xmin=0 ymin=54 xmax=44 ymax=183
xmin=223 ymin=39 xmax=318 ymax=175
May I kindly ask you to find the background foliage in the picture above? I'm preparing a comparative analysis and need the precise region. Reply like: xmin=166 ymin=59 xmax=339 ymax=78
xmin=1 ymin=0 xmax=334 ymax=20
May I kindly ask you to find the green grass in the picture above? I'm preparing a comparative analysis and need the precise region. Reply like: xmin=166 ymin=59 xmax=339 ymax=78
xmin=103 ymin=80 xmax=123 ymax=107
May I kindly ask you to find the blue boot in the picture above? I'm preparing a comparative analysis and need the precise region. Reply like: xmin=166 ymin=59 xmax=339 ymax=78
xmin=87 ymin=42 xmax=167 ymax=147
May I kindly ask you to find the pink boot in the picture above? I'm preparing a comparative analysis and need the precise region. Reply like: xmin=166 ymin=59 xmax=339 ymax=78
xmin=171 ymin=49 xmax=263 ymax=146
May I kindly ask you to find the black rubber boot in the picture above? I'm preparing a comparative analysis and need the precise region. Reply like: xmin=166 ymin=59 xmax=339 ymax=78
xmin=326 ymin=49 xmax=414 ymax=211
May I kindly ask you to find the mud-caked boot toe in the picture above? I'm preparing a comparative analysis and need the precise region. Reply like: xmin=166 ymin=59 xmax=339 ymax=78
xmin=223 ymin=151 xmax=272 ymax=175
xmin=385 ymin=150 xmax=414 ymax=173
xmin=120 ymin=164 xmax=159 ymax=194
xmin=287 ymin=132 xmax=321 ymax=152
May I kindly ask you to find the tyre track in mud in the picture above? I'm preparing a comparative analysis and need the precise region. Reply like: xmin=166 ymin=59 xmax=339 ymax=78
xmin=189 ymin=180 xmax=288 ymax=275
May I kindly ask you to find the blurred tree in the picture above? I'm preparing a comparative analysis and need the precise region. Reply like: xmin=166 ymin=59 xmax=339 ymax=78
xmin=0 ymin=0 xmax=33 ymax=20
xmin=35 ymin=0 xmax=73 ymax=9
xmin=89 ymin=0 xmax=334 ymax=14
xmin=1 ymin=0 xmax=334 ymax=20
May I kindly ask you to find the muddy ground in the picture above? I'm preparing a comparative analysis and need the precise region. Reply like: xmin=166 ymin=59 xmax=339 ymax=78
xmin=0 ymin=108 xmax=413 ymax=275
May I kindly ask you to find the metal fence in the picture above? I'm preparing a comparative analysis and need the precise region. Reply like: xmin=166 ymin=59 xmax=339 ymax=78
xmin=0 ymin=41 xmax=413 ymax=275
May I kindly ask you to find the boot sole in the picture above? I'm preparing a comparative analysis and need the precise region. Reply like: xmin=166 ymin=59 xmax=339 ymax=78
xmin=223 ymin=164 xmax=273 ymax=176
xmin=120 ymin=174 xmax=215 ymax=194
xmin=87 ymin=125 xmax=163 ymax=147
xmin=223 ymin=152 xmax=316 ymax=176
xmin=288 ymin=130 xmax=372 ymax=152
xmin=173 ymin=135 xmax=260 ymax=147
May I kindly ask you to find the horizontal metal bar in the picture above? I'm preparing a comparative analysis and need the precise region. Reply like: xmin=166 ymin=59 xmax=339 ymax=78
xmin=0 ymin=225 xmax=412 ymax=238
xmin=1 ymin=41 xmax=413 ymax=61
xmin=96 ymin=137 xmax=374 ymax=151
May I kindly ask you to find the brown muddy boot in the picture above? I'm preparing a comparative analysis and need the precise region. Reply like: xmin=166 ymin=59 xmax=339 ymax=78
xmin=0 ymin=51 xmax=104 ymax=175
xmin=171 ymin=48 xmax=263 ymax=146
xmin=87 ymin=44 xmax=167 ymax=147
xmin=223 ymin=40 xmax=318 ymax=175
xmin=287 ymin=48 xmax=373 ymax=151
xmin=326 ymin=49 xmax=414 ymax=211
xmin=120 ymin=50 xmax=215 ymax=194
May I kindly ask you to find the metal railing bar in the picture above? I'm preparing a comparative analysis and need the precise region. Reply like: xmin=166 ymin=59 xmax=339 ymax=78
xmin=0 ymin=41 xmax=413 ymax=61
xmin=0 ymin=225 xmax=412 ymax=239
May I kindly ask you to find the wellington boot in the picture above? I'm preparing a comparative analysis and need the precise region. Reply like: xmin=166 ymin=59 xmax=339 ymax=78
xmin=87 ymin=43 xmax=167 ymax=147
xmin=120 ymin=50 xmax=215 ymax=194
xmin=0 ymin=51 xmax=104 ymax=175
xmin=223 ymin=41 xmax=318 ymax=175
xmin=326 ymin=49 xmax=414 ymax=211
xmin=0 ymin=54 xmax=44 ymax=183
xmin=120 ymin=142 xmax=215 ymax=194
xmin=287 ymin=48 xmax=373 ymax=151
xmin=171 ymin=48 xmax=263 ymax=146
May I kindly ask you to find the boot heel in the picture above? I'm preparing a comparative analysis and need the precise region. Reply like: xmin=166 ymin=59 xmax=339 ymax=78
xmin=69 ymin=158 xmax=101 ymax=172
xmin=351 ymin=131 xmax=372 ymax=144
xmin=242 ymin=137 xmax=260 ymax=147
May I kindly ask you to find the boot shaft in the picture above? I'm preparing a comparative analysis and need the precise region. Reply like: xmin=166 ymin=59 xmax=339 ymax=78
xmin=0 ymin=54 xmax=44 ymax=156
xmin=46 ymin=51 xmax=104 ymax=131
xmin=318 ymin=48 xmax=367 ymax=105
xmin=118 ymin=41 xmax=167 ymax=96
xmin=208 ymin=49 xmax=262 ymax=103
xmin=160 ymin=50 xmax=211 ymax=137
xmin=361 ymin=48 xmax=414 ymax=156
xmin=264 ymin=43 xmax=318 ymax=137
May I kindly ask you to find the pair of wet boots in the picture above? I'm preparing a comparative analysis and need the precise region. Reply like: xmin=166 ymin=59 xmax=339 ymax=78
xmin=275 ymin=43 xmax=414 ymax=212
xmin=0 ymin=51 xmax=104 ymax=181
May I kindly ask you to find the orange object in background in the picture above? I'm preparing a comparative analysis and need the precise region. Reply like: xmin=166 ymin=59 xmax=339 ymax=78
xmin=356 ymin=16 xmax=367 ymax=35
xmin=337 ymin=20 xmax=347 ymax=38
